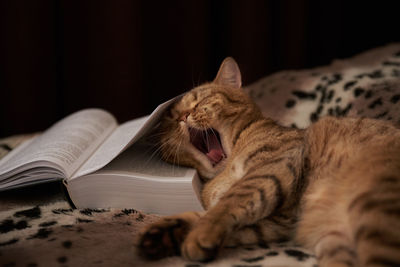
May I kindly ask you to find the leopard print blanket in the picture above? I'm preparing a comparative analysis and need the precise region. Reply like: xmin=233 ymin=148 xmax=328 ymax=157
xmin=1 ymin=43 xmax=399 ymax=267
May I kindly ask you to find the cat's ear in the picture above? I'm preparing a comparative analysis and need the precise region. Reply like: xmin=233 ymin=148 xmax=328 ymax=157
xmin=213 ymin=57 xmax=242 ymax=88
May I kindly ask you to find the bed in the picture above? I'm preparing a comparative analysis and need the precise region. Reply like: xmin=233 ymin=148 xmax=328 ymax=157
xmin=1 ymin=43 xmax=399 ymax=267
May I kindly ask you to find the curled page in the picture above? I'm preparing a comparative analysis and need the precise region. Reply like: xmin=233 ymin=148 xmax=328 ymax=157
xmin=72 ymin=96 xmax=181 ymax=179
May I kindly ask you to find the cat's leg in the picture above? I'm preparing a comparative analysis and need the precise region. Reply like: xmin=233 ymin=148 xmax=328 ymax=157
xmin=137 ymin=211 xmax=203 ymax=259
xmin=137 ymin=211 xmax=294 ymax=260
xmin=224 ymin=215 xmax=295 ymax=247
xmin=314 ymin=232 xmax=358 ymax=267
xmin=296 ymin=181 xmax=359 ymax=267
xmin=313 ymin=172 xmax=400 ymax=267
xmin=348 ymin=177 xmax=400 ymax=267
xmin=181 ymin=174 xmax=285 ymax=261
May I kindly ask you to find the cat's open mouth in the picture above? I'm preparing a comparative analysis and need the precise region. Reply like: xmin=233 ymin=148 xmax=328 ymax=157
xmin=189 ymin=127 xmax=226 ymax=166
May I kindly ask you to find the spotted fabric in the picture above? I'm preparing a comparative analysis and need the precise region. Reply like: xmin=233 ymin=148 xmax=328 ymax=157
xmin=0 ymin=202 xmax=316 ymax=267
xmin=246 ymin=43 xmax=400 ymax=129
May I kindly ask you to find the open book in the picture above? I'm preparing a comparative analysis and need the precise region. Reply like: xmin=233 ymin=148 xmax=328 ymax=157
xmin=0 ymin=97 xmax=204 ymax=215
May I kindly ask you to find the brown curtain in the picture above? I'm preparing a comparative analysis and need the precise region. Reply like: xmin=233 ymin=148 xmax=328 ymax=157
xmin=0 ymin=0 xmax=399 ymax=137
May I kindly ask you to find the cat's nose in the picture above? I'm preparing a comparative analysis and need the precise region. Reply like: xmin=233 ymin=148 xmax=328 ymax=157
xmin=179 ymin=111 xmax=191 ymax=122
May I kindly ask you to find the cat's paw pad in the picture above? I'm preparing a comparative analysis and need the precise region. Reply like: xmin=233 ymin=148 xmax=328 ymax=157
xmin=137 ymin=217 xmax=191 ymax=259
xmin=181 ymin=225 xmax=223 ymax=262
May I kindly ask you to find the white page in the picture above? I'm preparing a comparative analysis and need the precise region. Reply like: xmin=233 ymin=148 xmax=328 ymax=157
xmin=67 ymin=141 xmax=203 ymax=214
xmin=98 ymin=140 xmax=191 ymax=178
xmin=124 ymin=95 xmax=182 ymax=148
xmin=0 ymin=109 xmax=117 ymax=179
xmin=72 ymin=116 xmax=148 ymax=179
xmin=71 ymin=96 xmax=181 ymax=179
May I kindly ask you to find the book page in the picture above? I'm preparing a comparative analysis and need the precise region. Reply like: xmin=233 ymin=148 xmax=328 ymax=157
xmin=67 ymin=141 xmax=203 ymax=214
xmin=99 ymin=140 xmax=191 ymax=179
xmin=0 ymin=109 xmax=117 ymax=180
xmin=71 ymin=95 xmax=181 ymax=179
xmin=72 ymin=116 xmax=148 ymax=179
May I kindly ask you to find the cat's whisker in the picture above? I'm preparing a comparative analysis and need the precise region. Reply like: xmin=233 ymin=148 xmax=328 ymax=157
xmin=155 ymin=134 xmax=184 ymax=165
xmin=170 ymin=137 xmax=184 ymax=175
xmin=146 ymin=130 xmax=170 ymax=140
xmin=141 ymin=147 xmax=165 ymax=169
xmin=144 ymin=143 xmax=166 ymax=165
xmin=209 ymin=128 xmax=218 ymax=142
xmin=205 ymin=129 xmax=211 ymax=152
xmin=202 ymin=130 xmax=207 ymax=151
xmin=174 ymin=138 xmax=184 ymax=173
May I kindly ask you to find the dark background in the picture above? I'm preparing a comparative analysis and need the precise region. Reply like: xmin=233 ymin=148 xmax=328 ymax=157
xmin=1 ymin=0 xmax=399 ymax=137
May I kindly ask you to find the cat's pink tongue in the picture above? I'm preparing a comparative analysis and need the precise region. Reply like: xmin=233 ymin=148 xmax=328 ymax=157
xmin=207 ymin=149 xmax=224 ymax=164
xmin=206 ymin=133 xmax=224 ymax=164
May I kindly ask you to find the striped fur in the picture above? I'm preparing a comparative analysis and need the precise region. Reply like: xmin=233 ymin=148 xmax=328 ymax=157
xmin=137 ymin=58 xmax=400 ymax=266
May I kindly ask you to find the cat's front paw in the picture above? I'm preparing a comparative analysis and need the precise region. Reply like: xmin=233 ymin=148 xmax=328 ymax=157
xmin=181 ymin=223 xmax=224 ymax=262
xmin=137 ymin=217 xmax=192 ymax=260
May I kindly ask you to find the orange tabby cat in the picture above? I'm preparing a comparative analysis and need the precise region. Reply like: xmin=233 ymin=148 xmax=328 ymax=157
xmin=137 ymin=58 xmax=400 ymax=266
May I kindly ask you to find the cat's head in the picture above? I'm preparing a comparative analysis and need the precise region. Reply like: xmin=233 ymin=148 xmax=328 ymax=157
xmin=158 ymin=57 xmax=262 ymax=179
